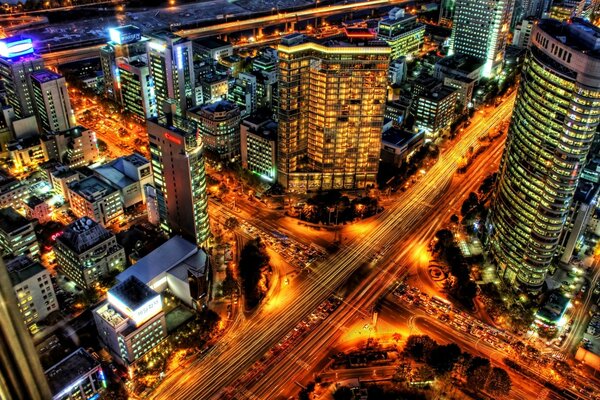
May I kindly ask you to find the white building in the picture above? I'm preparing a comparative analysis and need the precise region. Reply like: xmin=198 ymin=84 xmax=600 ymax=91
xmin=67 ymin=176 xmax=123 ymax=226
xmin=93 ymin=153 xmax=153 ymax=208
xmin=93 ymin=276 xmax=167 ymax=365
xmin=5 ymin=256 xmax=57 ymax=333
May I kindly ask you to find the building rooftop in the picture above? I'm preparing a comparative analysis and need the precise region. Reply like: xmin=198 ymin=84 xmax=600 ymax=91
xmin=42 ymin=125 xmax=90 ymax=140
xmin=194 ymin=37 xmax=231 ymax=50
xmin=199 ymin=99 xmax=239 ymax=115
xmin=116 ymin=236 xmax=199 ymax=285
xmin=539 ymin=18 xmax=600 ymax=56
xmin=25 ymin=195 xmax=44 ymax=208
xmin=109 ymin=275 xmax=159 ymax=312
xmin=93 ymin=166 xmax=134 ymax=190
xmin=69 ymin=175 xmax=117 ymax=202
xmin=436 ymin=54 xmax=484 ymax=74
xmin=280 ymin=32 xmax=390 ymax=50
xmin=30 ymin=69 xmax=63 ymax=84
xmin=242 ymin=117 xmax=277 ymax=141
xmin=57 ymin=217 xmax=113 ymax=253
xmin=382 ymin=128 xmax=424 ymax=148
xmin=0 ymin=207 xmax=31 ymax=233
xmin=45 ymin=348 xmax=99 ymax=398
xmin=6 ymin=256 xmax=45 ymax=286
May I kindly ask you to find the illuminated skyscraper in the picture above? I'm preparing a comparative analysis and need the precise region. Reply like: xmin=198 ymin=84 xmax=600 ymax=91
xmin=30 ymin=69 xmax=75 ymax=133
xmin=147 ymin=112 xmax=210 ymax=246
xmin=277 ymin=33 xmax=390 ymax=192
xmin=147 ymin=32 xmax=195 ymax=116
xmin=0 ymin=36 xmax=44 ymax=120
xmin=449 ymin=0 xmax=514 ymax=78
xmin=100 ymin=25 xmax=147 ymax=102
xmin=0 ymin=258 xmax=52 ymax=400
xmin=489 ymin=18 xmax=600 ymax=289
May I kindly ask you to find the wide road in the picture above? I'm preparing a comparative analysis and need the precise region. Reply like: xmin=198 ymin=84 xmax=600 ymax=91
xmin=238 ymin=103 xmax=510 ymax=400
xmin=149 ymin=93 xmax=517 ymax=399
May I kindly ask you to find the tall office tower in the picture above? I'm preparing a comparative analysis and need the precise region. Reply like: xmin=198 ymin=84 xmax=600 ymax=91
xmin=439 ymin=0 xmax=456 ymax=26
xmin=117 ymin=59 xmax=157 ymax=120
xmin=449 ymin=0 xmax=514 ymax=78
xmin=521 ymin=0 xmax=551 ymax=17
xmin=0 ymin=36 xmax=44 ymax=120
xmin=30 ymin=70 xmax=74 ymax=133
xmin=100 ymin=25 xmax=147 ymax=102
xmin=489 ymin=18 xmax=600 ymax=289
xmin=147 ymin=32 xmax=195 ymax=116
xmin=0 ymin=257 xmax=52 ymax=400
xmin=277 ymin=33 xmax=390 ymax=193
xmin=549 ymin=0 xmax=596 ymax=19
xmin=147 ymin=113 xmax=210 ymax=246
xmin=376 ymin=8 xmax=425 ymax=60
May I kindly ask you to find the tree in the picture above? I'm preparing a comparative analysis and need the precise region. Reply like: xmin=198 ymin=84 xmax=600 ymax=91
xmin=404 ymin=335 xmax=438 ymax=361
xmin=224 ymin=217 xmax=239 ymax=231
xmin=333 ymin=386 xmax=353 ymax=400
xmin=466 ymin=357 xmax=491 ymax=392
xmin=427 ymin=343 xmax=461 ymax=373
xmin=486 ymin=367 xmax=512 ymax=396
xmin=237 ymin=239 xmax=270 ymax=309
xmin=450 ymin=214 xmax=460 ymax=224
xmin=392 ymin=332 xmax=402 ymax=343
xmin=221 ymin=268 xmax=238 ymax=298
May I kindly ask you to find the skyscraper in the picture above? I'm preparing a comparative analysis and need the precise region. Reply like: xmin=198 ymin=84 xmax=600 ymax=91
xmin=277 ymin=33 xmax=390 ymax=192
xmin=449 ymin=0 xmax=514 ymax=78
xmin=147 ymin=113 xmax=210 ymax=246
xmin=0 ymin=258 xmax=52 ymax=400
xmin=147 ymin=32 xmax=195 ymax=116
xmin=30 ymin=69 xmax=74 ymax=133
xmin=0 ymin=36 xmax=44 ymax=120
xmin=117 ymin=59 xmax=157 ymax=120
xmin=100 ymin=25 xmax=148 ymax=102
xmin=489 ymin=18 xmax=600 ymax=289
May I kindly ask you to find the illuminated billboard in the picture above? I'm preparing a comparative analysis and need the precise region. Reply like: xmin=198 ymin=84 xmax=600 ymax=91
xmin=107 ymin=290 xmax=162 ymax=326
xmin=108 ymin=26 xmax=142 ymax=45
xmin=0 ymin=37 xmax=34 ymax=58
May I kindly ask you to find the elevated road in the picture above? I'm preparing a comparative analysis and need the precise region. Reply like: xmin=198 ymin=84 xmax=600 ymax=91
xmin=149 ymin=93 xmax=517 ymax=400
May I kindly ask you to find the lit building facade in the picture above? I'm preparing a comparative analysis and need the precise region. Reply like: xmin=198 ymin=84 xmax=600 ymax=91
xmin=93 ymin=276 xmax=167 ymax=365
xmin=0 ymin=207 xmax=39 ymax=260
xmin=188 ymin=100 xmax=241 ymax=162
xmin=0 ymin=36 xmax=44 ymax=120
xmin=45 ymin=348 xmax=106 ymax=400
xmin=489 ymin=18 xmax=600 ymax=289
xmin=30 ymin=70 xmax=75 ymax=133
xmin=277 ymin=33 xmax=390 ymax=192
xmin=413 ymin=86 xmax=459 ymax=140
xmin=376 ymin=8 xmax=425 ymax=60
xmin=117 ymin=58 xmax=157 ymax=120
xmin=5 ymin=256 xmax=58 ymax=333
xmin=147 ymin=114 xmax=210 ymax=246
xmin=41 ymin=126 xmax=99 ymax=168
xmin=54 ymin=217 xmax=126 ymax=289
xmin=147 ymin=32 xmax=195 ymax=116
xmin=67 ymin=176 xmax=124 ymax=226
xmin=241 ymin=117 xmax=278 ymax=182
xmin=449 ymin=0 xmax=514 ymax=78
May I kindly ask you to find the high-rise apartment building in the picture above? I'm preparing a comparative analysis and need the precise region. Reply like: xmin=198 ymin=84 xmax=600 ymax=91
xmin=30 ymin=70 xmax=74 ymax=133
xmin=147 ymin=113 xmax=210 ymax=246
xmin=376 ymin=8 xmax=425 ymax=60
xmin=188 ymin=100 xmax=241 ymax=162
xmin=147 ymin=32 xmax=195 ymax=116
xmin=489 ymin=18 xmax=600 ymax=289
xmin=100 ymin=25 xmax=148 ymax=102
xmin=277 ymin=33 xmax=390 ymax=192
xmin=0 ymin=257 xmax=52 ymax=400
xmin=0 ymin=36 xmax=44 ymax=120
xmin=449 ymin=0 xmax=514 ymax=78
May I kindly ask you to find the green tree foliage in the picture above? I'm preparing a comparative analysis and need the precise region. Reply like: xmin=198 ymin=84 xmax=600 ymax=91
xmin=238 ymin=239 xmax=270 ymax=309
xmin=486 ymin=367 xmax=512 ymax=396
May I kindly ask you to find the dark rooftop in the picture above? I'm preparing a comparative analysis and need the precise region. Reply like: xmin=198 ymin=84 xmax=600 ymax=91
xmin=539 ymin=18 xmax=600 ymax=57
xmin=194 ymin=36 xmax=231 ymax=49
xmin=57 ymin=217 xmax=113 ymax=253
xmin=0 ymin=207 xmax=31 ymax=233
xmin=436 ymin=53 xmax=484 ymax=74
xmin=45 ymin=348 xmax=99 ymax=397
xmin=382 ymin=127 xmax=424 ymax=148
xmin=30 ymin=69 xmax=63 ymax=84
xmin=109 ymin=276 xmax=159 ymax=311
xmin=6 ymin=256 xmax=46 ymax=286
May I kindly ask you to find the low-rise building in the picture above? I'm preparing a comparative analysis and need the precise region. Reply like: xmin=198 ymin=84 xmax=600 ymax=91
xmin=188 ymin=100 xmax=241 ymax=162
xmin=193 ymin=37 xmax=233 ymax=61
xmin=201 ymin=74 xmax=228 ymax=103
xmin=0 ymin=171 xmax=29 ymax=209
xmin=0 ymin=207 xmax=39 ymax=259
xmin=50 ymin=167 xmax=80 ymax=198
xmin=24 ymin=195 xmax=51 ymax=224
xmin=413 ymin=86 xmax=458 ymax=140
xmin=41 ymin=126 xmax=98 ymax=168
xmin=93 ymin=153 xmax=153 ymax=208
xmin=45 ymin=348 xmax=106 ymax=400
xmin=7 ymin=135 xmax=45 ymax=172
xmin=240 ymin=117 xmax=277 ymax=182
xmin=93 ymin=276 xmax=167 ymax=365
xmin=6 ymin=256 xmax=57 ymax=333
xmin=376 ymin=8 xmax=425 ymax=59
xmin=54 ymin=217 xmax=125 ymax=289
xmin=434 ymin=53 xmax=484 ymax=83
xmin=380 ymin=127 xmax=425 ymax=168
xmin=67 ymin=176 xmax=123 ymax=226
xmin=115 ymin=236 xmax=210 ymax=309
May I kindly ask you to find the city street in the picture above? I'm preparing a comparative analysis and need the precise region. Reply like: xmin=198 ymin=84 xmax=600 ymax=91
xmin=148 ymin=93 xmax=517 ymax=400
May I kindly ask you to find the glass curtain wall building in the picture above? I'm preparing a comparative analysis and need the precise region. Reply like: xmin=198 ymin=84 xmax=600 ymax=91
xmin=277 ymin=33 xmax=390 ymax=193
xmin=489 ymin=18 xmax=600 ymax=289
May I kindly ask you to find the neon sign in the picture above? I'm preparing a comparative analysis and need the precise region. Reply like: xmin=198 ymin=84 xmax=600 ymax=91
xmin=0 ymin=37 xmax=34 ymax=59
xmin=164 ymin=132 xmax=182 ymax=145
xmin=109 ymin=26 xmax=141 ymax=45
